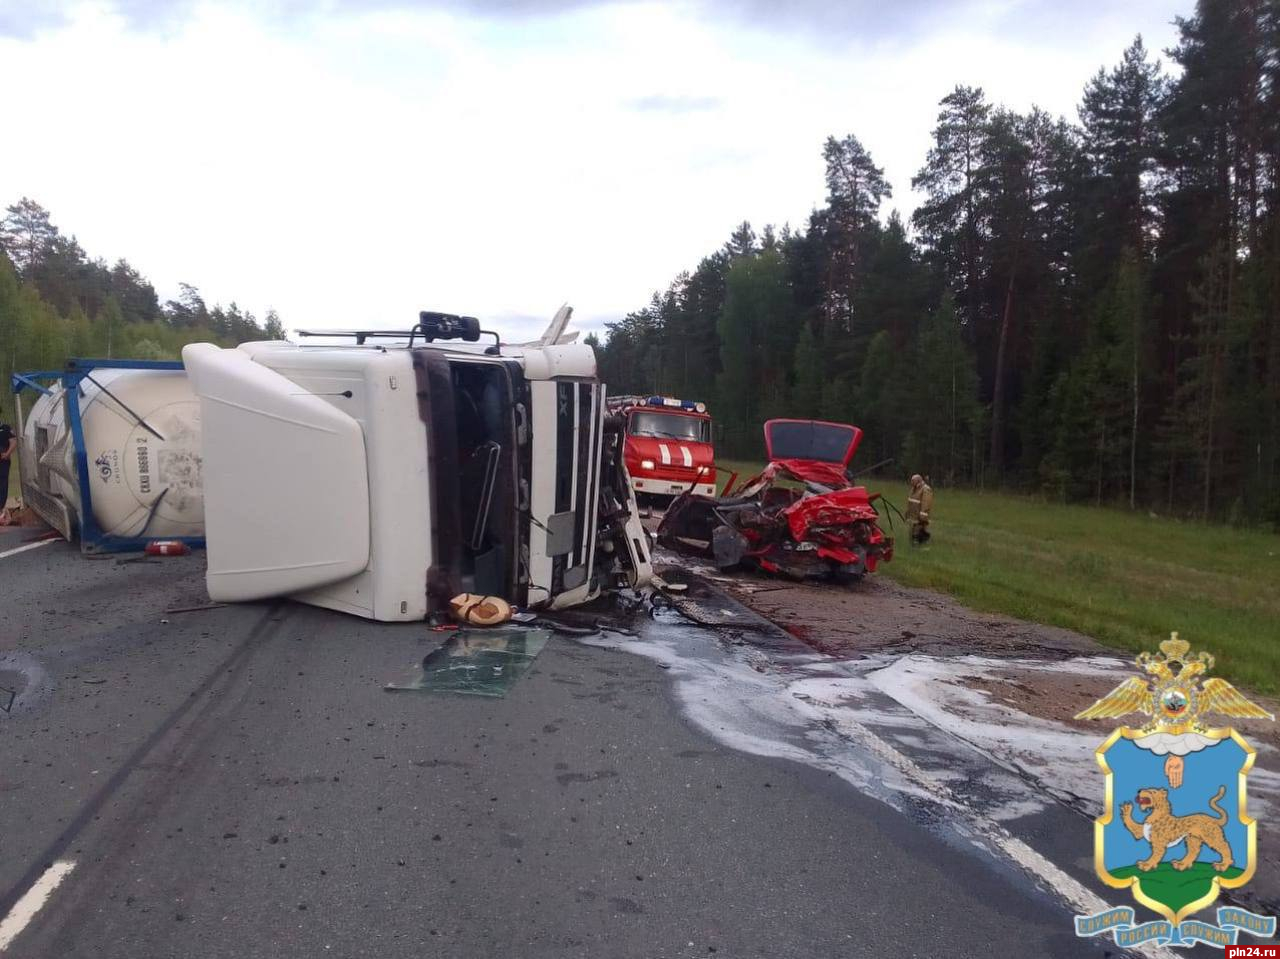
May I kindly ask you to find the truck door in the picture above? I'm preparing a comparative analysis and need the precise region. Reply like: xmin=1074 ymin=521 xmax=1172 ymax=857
xmin=527 ymin=379 xmax=605 ymax=608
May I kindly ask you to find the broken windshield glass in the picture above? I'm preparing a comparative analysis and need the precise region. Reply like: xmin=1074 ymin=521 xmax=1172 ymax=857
xmin=384 ymin=628 xmax=551 ymax=697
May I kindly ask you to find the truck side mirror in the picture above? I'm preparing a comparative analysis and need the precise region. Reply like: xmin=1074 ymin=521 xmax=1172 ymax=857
xmin=417 ymin=311 xmax=481 ymax=342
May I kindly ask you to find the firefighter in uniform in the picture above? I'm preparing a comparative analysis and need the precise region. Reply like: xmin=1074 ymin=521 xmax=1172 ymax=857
xmin=905 ymin=474 xmax=933 ymax=545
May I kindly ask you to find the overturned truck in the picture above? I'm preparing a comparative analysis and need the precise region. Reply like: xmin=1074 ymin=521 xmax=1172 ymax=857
xmin=13 ymin=308 xmax=652 ymax=620
xmin=657 ymin=419 xmax=893 ymax=583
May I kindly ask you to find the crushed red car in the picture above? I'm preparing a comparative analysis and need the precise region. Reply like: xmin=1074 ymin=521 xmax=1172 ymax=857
xmin=656 ymin=419 xmax=893 ymax=582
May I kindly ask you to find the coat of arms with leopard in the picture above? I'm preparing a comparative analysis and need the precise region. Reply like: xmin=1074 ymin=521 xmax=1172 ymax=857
xmin=1121 ymin=785 xmax=1233 ymax=874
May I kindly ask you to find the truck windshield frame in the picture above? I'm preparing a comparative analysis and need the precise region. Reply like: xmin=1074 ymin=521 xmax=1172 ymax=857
xmin=628 ymin=411 xmax=710 ymax=443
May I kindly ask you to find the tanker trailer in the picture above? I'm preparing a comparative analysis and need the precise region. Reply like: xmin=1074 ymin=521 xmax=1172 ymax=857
xmin=10 ymin=359 xmax=205 ymax=552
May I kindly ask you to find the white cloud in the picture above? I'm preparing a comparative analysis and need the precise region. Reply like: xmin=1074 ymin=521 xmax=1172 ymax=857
xmin=0 ymin=0 xmax=1184 ymax=340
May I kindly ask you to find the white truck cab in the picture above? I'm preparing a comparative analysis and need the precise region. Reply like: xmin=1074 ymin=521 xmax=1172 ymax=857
xmin=181 ymin=309 xmax=652 ymax=621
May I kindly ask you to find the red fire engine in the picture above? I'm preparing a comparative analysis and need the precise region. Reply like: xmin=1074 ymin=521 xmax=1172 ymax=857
xmin=609 ymin=395 xmax=717 ymax=500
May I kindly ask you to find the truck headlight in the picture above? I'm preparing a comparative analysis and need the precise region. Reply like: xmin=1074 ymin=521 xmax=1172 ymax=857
xmin=640 ymin=459 xmax=655 ymax=470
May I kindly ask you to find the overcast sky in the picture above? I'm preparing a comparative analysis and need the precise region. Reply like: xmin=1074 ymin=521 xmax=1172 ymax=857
xmin=0 ymin=0 xmax=1185 ymax=340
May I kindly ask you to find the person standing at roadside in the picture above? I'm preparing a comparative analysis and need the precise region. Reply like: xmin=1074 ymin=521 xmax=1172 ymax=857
xmin=0 ymin=421 xmax=15 ymax=512
xmin=905 ymin=473 xmax=933 ymax=545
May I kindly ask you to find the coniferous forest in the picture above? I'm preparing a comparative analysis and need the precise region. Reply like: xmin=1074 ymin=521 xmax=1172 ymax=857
xmin=595 ymin=1 xmax=1280 ymax=526
xmin=0 ymin=198 xmax=280 ymax=424
xmin=2 ymin=0 xmax=1277 ymax=526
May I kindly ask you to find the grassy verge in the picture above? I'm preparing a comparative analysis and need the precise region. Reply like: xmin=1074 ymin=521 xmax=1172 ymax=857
xmin=714 ymin=460 xmax=1280 ymax=695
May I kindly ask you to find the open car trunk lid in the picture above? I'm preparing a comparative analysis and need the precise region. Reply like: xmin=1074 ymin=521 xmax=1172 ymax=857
xmin=182 ymin=343 xmax=371 ymax=601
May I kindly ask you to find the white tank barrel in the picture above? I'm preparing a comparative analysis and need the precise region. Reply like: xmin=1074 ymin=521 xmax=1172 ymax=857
xmin=19 ymin=369 xmax=204 ymax=544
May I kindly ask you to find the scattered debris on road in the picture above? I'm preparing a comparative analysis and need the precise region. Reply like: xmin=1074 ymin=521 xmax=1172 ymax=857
xmin=449 ymin=593 xmax=513 ymax=626
xmin=650 ymin=573 xmax=687 ymax=593
xmin=144 ymin=540 xmax=191 ymax=557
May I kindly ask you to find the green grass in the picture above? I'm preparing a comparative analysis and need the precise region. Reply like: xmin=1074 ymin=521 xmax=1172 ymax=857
xmin=713 ymin=460 xmax=1280 ymax=696
xmin=1108 ymin=862 xmax=1243 ymax=914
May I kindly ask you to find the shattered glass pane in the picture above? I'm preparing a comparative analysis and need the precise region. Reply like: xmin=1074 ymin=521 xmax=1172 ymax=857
xmin=385 ymin=628 xmax=550 ymax=697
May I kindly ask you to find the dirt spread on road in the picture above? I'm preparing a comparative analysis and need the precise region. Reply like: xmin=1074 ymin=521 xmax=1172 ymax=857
xmin=697 ymin=566 xmax=1100 ymax=660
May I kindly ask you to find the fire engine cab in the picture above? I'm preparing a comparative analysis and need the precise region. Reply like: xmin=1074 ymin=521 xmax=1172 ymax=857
xmin=611 ymin=395 xmax=716 ymax=500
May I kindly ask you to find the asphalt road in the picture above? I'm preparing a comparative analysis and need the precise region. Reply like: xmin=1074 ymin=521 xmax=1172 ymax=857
xmin=0 ymin=535 xmax=1121 ymax=958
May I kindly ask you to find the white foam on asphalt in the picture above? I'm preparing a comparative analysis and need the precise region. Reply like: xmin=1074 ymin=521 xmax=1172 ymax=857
xmin=865 ymin=653 xmax=1280 ymax=821
xmin=584 ymin=622 xmax=1183 ymax=958
xmin=865 ymin=654 xmax=1114 ymax=810
xmin=0 ymin=539 xmax=56 ymax=561
xmin=0 ymin=860 xmax=76 ymax=952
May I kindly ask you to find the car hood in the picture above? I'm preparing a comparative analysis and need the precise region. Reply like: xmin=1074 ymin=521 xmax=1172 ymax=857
xmin=763 ymin=419 xmax=862 ymax=467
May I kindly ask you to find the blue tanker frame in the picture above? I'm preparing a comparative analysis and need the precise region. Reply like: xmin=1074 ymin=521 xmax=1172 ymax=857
xmin=10 ymin=358 xmax=206 ymax=554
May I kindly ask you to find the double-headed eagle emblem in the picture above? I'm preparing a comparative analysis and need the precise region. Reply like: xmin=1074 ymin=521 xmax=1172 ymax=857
xmin=1077 ymin=633 xmax=1273 ymax=733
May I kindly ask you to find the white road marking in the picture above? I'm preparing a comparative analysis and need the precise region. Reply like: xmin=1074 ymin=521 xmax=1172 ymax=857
xmin=815 ymin=709 xmax=1181 ymax=959
xmin=0 ymin=539 xmax=57 ymax=561
xmin=0 ymin=860 xmax=76 ymax=952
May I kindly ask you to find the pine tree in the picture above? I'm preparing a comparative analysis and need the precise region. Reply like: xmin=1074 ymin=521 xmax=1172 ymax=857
xmin=820 ymin=134 xmax=891 ymax=340
xmin=911 ymin=293 xmax=980 ymax=483
xmin=1112 ymin=250 xmax=1146 ymax=507
xmin=1079 ymin=37 xmax=1166 ymax=262
xmin=264 ymin=309 xmax=286 ymax=340
xmin=0 ymin=198 xmax=58 ymax=274
xmin=715 ymin=250 xmax=795 ymax=453
xmin=912 ymin=85 xmax=991 ymax=325
xmin=97 ymin=296 xmax=124 ymax=359
xmin=1169 ymin=244 xmax=1231 ymax=519
xmin=724 ymin=221 xmax=757 ymax=259
xmin=855 ymin=331 xmax=898 ymax=463
xmin=791 ymin=321 xmax=823 ymax=417
xmin=0 ymin=253 xmax=23 ymax=422
xmin=716 ymin=259 xmax=759 ymax=450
